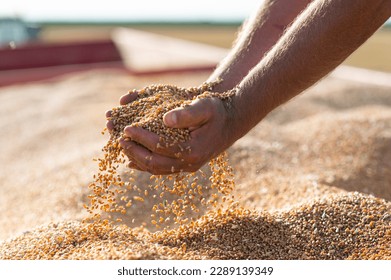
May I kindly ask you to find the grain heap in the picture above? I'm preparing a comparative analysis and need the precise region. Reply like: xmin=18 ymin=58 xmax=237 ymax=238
xmin=85 ymin=82 xmax=236 ymax=228
xmin=153 ymin=192 xmax=391 ymax=260
xmin=1 ymin=71 xmax=390 ymax=260
xmin=1 ymin=193 xmax=389 ymax=259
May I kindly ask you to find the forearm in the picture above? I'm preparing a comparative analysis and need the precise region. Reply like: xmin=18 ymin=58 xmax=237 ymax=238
xmin=230 ymin=0 xmax=391 ymax=139
xmin=209 ymin=0 xmax=312 ymax=92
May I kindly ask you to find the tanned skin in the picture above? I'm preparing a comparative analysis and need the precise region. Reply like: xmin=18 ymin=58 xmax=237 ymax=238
xmin=107 ymin=0 xmax=391 ymax=175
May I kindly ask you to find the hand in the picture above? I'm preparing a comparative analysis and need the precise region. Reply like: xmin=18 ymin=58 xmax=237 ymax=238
xmin=117 ymin=96 xmax=236 ymax=175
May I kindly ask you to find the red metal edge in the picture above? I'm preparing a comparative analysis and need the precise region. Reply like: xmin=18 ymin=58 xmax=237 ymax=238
xmin=0 ymin=37 xmax=218 ymax=87
xmin=0 ymin=40 xmax=122 ymax=71
xmin=0 ymin=62 xmax=127 ymax=87
xmin=0 ymin=63 xmax=216 ymax=87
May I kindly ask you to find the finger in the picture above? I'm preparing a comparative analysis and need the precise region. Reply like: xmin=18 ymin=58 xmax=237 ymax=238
xmin=163 ymin=98 xmax=213 ymax=129
xmin=106 ymin=120 xmax=114 ymax=131
xmin=105 ymin=110 xmax=112 ymax=118
xmin=120 ymin=91 xmax=138 ymax=105
xmin=107 ymin=91 xmax=138 ymax=118
xmin=123 ymin=126 xmax=182 ymax=158
xmin=119 ymin=139 xmax=186 ymax=175
xmin=128 ymin=161 xmax=145 ymax=171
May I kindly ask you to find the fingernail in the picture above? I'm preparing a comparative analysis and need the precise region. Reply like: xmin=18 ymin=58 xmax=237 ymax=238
xmin=124 ymin=126 xmax=133 ymax=137
xmin=165 ymin=112 xmax=177 ymax=126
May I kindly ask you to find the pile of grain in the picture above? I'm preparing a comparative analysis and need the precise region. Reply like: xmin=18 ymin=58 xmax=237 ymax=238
xmin=1 ymin=192 xmax=389 ymax=260
xmin=0 ymin=70 xmax=390 ymax=260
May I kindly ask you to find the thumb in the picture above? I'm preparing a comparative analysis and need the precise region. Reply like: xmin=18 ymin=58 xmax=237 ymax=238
xmin=163 ymin=98 xmax=212 ymax=129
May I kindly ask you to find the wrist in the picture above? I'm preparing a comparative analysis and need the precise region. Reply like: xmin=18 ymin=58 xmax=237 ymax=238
xmin=228 ymin=83 xmax=272 ymax=141
xmin=219 ymin=87 xmax=251 ymax=148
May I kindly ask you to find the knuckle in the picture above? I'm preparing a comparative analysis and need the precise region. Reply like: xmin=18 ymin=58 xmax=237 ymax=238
xmin=180 ymin=108 xmax=192 ymax=119
xmin=200 ymin=97 xmax=214 ymax=107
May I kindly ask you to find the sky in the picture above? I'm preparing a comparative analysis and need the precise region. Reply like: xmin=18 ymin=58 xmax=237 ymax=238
xmin=0 ymin=0 xmax=262 ymax=22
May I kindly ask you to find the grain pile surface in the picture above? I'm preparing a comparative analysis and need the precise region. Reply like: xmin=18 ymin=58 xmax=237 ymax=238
xmin=0 ymin=70 xmax=390 ymax=259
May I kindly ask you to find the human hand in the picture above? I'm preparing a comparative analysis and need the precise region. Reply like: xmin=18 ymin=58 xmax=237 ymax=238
xmin=116 ymin=96 xmax=236 ymax=175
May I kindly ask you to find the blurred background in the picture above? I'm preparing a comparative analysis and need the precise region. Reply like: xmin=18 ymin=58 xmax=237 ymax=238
xmin=0 ymin=0 xmax=390 ymax=86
